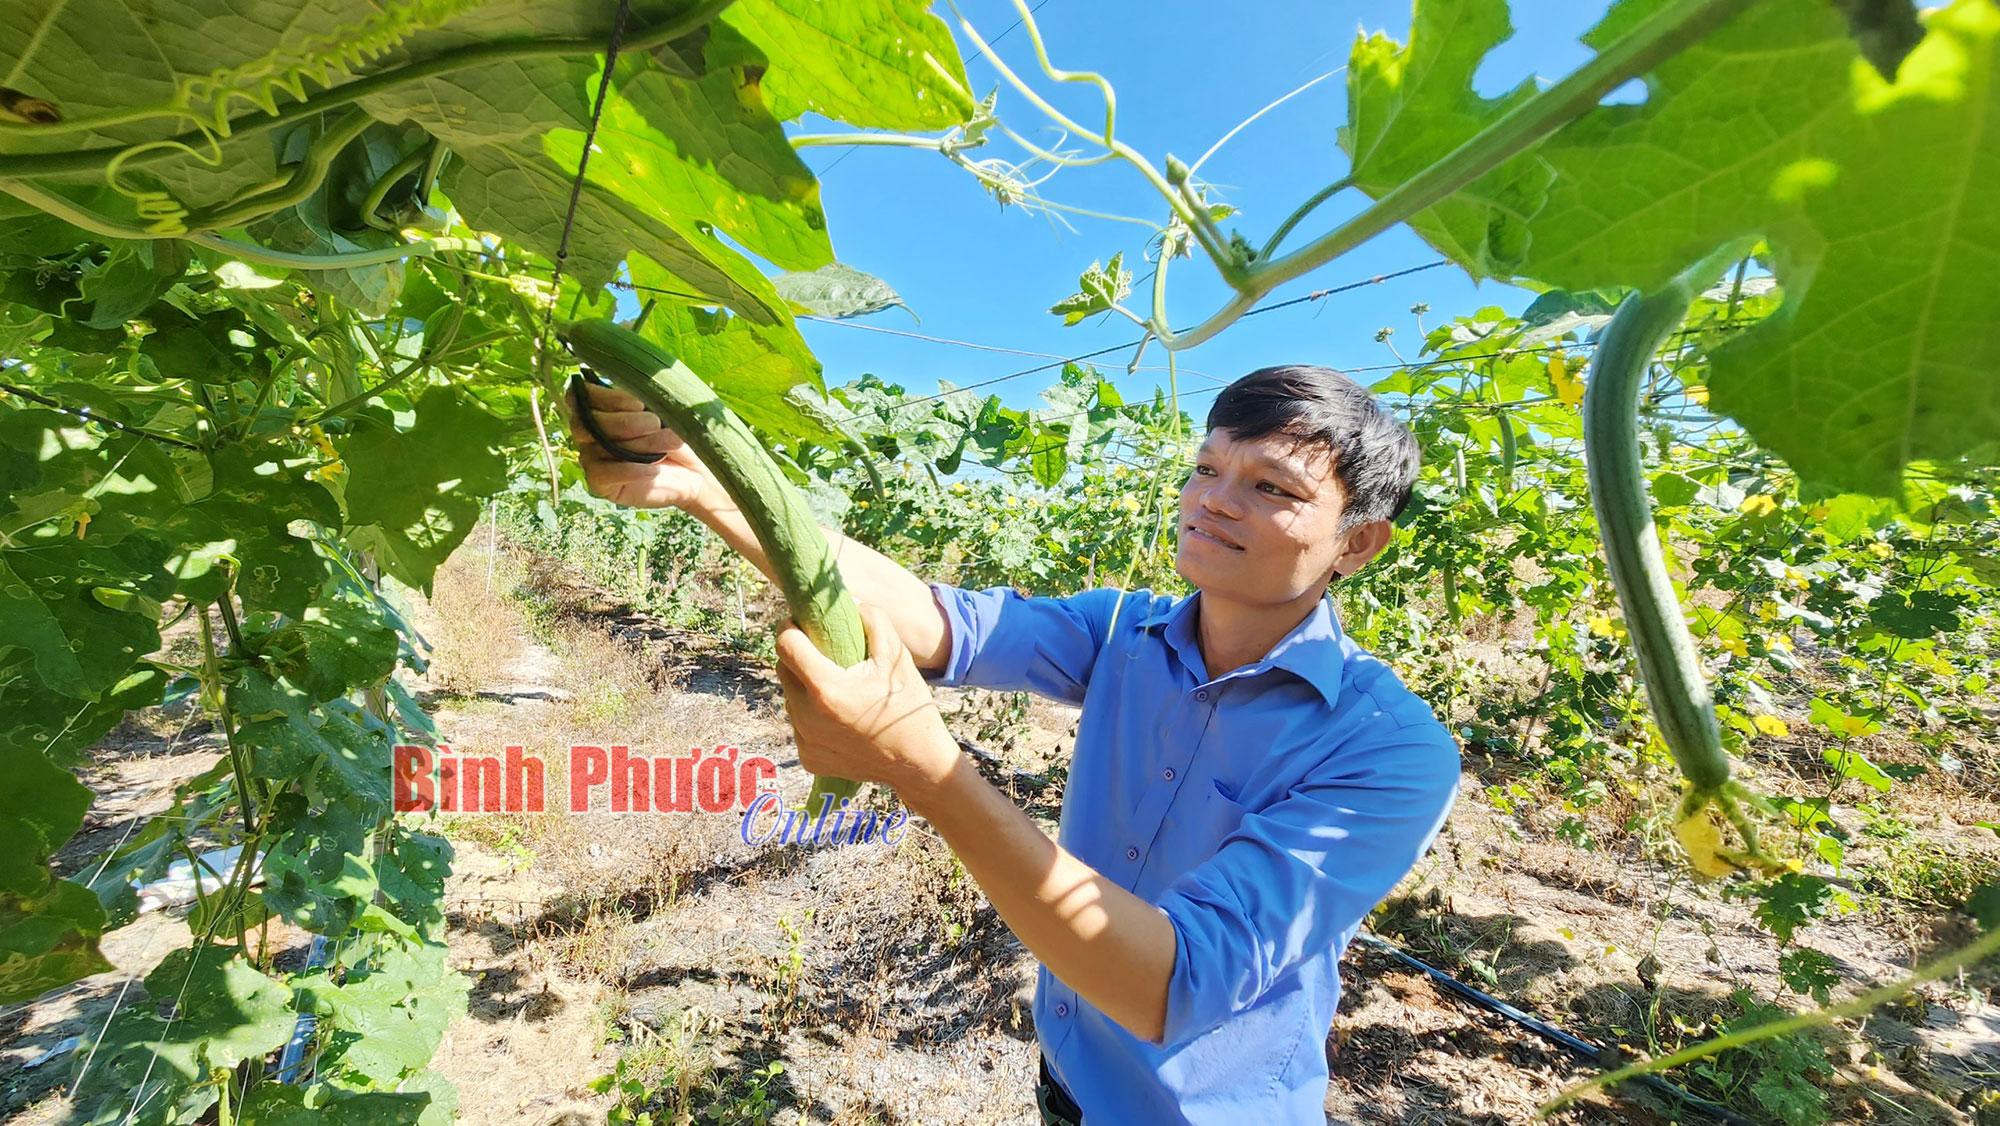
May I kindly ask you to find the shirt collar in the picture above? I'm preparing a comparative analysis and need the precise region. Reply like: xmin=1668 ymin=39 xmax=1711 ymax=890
xmin=1137 ymin=590 xmax=1347 ymax=705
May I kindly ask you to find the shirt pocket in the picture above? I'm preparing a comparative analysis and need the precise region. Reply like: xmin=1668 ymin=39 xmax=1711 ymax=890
xmin=1152 ymin=776 xmax=1240 ymax=880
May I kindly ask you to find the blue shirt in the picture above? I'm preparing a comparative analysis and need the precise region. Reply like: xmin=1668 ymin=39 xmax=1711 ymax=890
xmin=923 ymin=582 xmax=1461 ymax=1124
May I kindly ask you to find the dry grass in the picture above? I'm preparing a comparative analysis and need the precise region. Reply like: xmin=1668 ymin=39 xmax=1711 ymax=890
xmin=422 ymin=531 xmax=519 ymax=697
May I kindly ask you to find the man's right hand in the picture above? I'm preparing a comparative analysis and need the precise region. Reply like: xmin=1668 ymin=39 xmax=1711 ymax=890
xmin=564 ymin=380 xmax=720 ymax=511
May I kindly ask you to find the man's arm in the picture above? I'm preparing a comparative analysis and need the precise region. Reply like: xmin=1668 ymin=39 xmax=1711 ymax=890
xmin=773 ymin=604 xmax=1176 ymax=1043
xmin=905 ymin=752 xmax=1178 ymax=1043
xmin=565 ymin=380 xmax=950 ymax=671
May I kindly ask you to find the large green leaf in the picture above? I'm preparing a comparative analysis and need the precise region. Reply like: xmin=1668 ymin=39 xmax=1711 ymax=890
xmin=1349 ymin=0 xmax=2000 ymax=495
xmin=0 ymin=535 xmax=169 ymax=699
xmin=1338 ymin=0 xmax=1551 ymax=278
xmin=165 ymin=445 xmax=341 ymax=617
xmin=334 ymin=386 xmax=512 ymax=591
xmin=439 ymin=141 xmax=791 ymax=321
xmin=541 ymin=62 xmax=832 ymax=272
xmin=73 ymin=945 xmax=296 ymax=1126
xmin=297 ymin=938 xmax=468 ymax=1087
xmin=630 ymin=254 xmax=836 ymax=444
xmin=722 ymin=0 xmax=977 ymax=129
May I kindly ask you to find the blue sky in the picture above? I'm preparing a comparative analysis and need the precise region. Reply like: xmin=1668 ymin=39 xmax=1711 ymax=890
xmin=785 ymin=0 xmax=1629 ymax=421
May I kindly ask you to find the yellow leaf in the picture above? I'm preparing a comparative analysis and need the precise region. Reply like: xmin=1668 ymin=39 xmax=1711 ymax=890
xmin=1548 ymin=352 xmax=1583 ymax=407
xmin=1558 ymin=926 xmax=1575 ymax=941
xmin=1752 ymin=714 xmax=1789 ymax=738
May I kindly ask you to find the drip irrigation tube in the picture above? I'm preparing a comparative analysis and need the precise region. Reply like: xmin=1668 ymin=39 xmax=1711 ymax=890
xmin=1351 ymin=932 xmax=1757 ymax=1125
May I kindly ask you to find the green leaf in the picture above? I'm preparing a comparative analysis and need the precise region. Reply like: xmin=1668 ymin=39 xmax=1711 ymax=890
xmin=334 ymin=387 xmax=512 ymax=592
xmin=1822 ymin=746 xmax=1896 ymax=792
xmin=231 ymin=671 xmax=393 ymax=807
xmin=1748 ymin=872 xmax=1841 ymax=944
xmin=773 ymin=262 xmax=907 ymax=319
xmin=165 ymin=445 xmax=340 ymax=617
xmin=630 ymin=257 xmax=836 ymax=445
xmin=1048 ymin=254 xmax=1132 ymax=326
xmin=238 ymin=1084 xmax=433 ymax=1126
xmin=255 ymin=597 xmax=401 ymax=702
xmin=72 ymin=945 xmax=295 ymax=1125
xmin=1778 ymin=945 xmax=1841 ymax=1003
xmin=0 ymin=877 xmax=111 ymax=1004
xmin=78 ymin=241 xmax=189 ymax=329
xmin=441 ymin=141 xmax=791 ymax=322
xmin=1866 ymin=589 xmax=1962 ymax=639
xmin=138 ymin=303 xmax=269 ymax=386
xmin=723 ymin=0 xmax=977 ymax=129
xmin=1338 ymin=0 xmax=1552 ymax=278
xmin=298 ymin=938 xmax=468 ymax=1087
xmin=0 ymin=535 xmax=168 ymax=699
xmin=1525 ymin=0 xmax=1998 ymax=494
xmin=1969 ymin=881 xmax=2000 ymax=928
xmin=541 ymin=61 xmax=832 ymax=272
xmin=0 ymin=662 xmax=166 ymax=769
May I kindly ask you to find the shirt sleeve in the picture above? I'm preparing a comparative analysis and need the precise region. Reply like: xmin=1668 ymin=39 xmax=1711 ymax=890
xmin=922 ymin=582 xmax=1138 ymax=705
xmin=1149 ymin=725 xmax=1461 ymax=1049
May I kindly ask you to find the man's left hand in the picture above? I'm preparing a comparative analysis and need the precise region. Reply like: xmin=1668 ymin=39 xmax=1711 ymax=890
xmin=773 ymin=602 xmax=961 ymax=796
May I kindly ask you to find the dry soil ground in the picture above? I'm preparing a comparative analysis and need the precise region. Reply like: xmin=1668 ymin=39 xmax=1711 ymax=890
xmin=3 ymin=530 xmax=1996 ymax=1125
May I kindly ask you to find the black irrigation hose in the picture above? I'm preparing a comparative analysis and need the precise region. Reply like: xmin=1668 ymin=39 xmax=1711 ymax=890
xmin=1351 ymin=932 xmax=1758 ymax=1126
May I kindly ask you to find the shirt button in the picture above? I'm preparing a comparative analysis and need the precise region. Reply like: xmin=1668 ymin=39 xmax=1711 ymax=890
xmin=1162 ymin=767 xmax=1175 ymax=781
xmin=1126 ymin=846 xmax=1139 ymax=861
xmin=1056 ymin=1002 xmax=1069 ymax=1017
xmin=1195 ymin=689 xmax=1209 ymax=701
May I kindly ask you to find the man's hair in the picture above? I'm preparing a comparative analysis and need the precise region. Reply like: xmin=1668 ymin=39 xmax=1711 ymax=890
xmin=1205 ymin=364 xmax=1421 ymax=529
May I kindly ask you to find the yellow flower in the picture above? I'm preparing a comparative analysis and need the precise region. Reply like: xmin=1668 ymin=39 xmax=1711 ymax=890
xmin=1720 ymin=636 xmax=1749 ymax=658
xmin=1588 ymin=615 xmax=1625 ymax=639
xmin=1548 ymin=352 xmax=1583 ymax=407
xmin=1685 ymin=384 xmax=1710 ymax=406
xmin=1866 ymin=541 xmax=1892 ymax=559
xmin=1740 ymin=495 xmax=1778 ymax=518
xmin=1751 ymin=714 xmax=1789 ymax=738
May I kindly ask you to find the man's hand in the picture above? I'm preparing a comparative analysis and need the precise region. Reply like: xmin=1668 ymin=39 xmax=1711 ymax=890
xmin=773 ymin=603 xmax=961 ymax=797
xmin=562 ymin=379 xmax=721 ymax=511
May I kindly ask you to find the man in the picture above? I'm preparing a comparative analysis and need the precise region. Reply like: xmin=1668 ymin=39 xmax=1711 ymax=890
xmin=569 ymin=364 xmax=1461 ymax=1123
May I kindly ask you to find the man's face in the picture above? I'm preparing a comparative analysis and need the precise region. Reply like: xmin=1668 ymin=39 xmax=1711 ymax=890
xmin=1175 ymin=427 xmax=1353 ymax=604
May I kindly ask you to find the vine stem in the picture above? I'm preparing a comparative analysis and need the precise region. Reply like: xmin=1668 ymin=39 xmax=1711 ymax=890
xmin=1540 ymin=921 xmax=2000 ymax=1117
xmin=198 ymin=608 xmax=258 ymax=836
xmin=1258 ymin=176 xmax=1351 ymax=263
xmin=1152 ymin=0 xmax=1755 ymax=351
xmin=0 ymin=179 xmax=489 ymax=267
xmin=193 ymin=107 xmax=374 ymax=230
xmin=0 ymin=0 xmax=739 ymax=175
xmin=949 ymin=0 xmax=1233 ymax=280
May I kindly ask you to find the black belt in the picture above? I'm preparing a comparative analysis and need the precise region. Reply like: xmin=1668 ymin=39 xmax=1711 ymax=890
xmin=1037 ymin=1054 xmax=1084 ymax=1125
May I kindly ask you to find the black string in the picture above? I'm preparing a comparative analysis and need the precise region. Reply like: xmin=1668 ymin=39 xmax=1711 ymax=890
xmin=538 ymin=0 xmax=635 ymax=375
